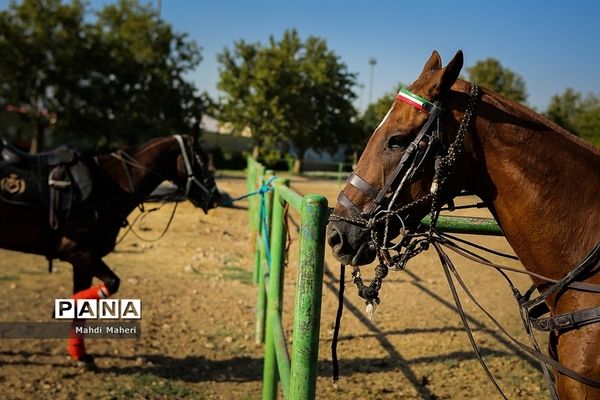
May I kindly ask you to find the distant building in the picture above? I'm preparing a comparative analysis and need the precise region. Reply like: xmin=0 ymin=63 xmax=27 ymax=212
xmin=199 ymin=114 xmax=348 ymax=171
xmin=199 ymin=115 xmax=252 ymax=154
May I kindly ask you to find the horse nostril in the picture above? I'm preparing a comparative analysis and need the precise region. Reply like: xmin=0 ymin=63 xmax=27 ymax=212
xmin=327 ymin=226 xmax=344 ymax=249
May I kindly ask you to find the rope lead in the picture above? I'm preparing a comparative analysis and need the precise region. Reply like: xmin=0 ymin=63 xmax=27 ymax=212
xmin=331 ymin=263 xmax=346 ymax=381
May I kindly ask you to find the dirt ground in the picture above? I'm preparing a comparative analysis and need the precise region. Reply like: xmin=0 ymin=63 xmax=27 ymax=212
xmin=0 ymin=175 xmax=549 ymax=399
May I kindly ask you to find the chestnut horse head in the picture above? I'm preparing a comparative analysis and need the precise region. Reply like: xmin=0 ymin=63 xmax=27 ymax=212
xmin=328 ymin=50 xmax=600 ymax=398
xmin=328 ymin=50 xmax=472 ymax=265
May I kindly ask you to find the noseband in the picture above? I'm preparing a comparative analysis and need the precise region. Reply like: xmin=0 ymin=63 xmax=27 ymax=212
xmin=331 ymin=82 xmax=480 ymax=269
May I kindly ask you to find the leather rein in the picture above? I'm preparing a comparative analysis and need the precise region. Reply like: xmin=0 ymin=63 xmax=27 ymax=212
xmin=328 ymin=83 xmax=600 ymax=398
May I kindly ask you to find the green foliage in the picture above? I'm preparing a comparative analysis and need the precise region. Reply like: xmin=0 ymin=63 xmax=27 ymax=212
xmin=467 ymin=58 xmax=527 ymax=103
xmin=217 ymin=29 xmax=358 ymax=172
xmin=0 ymin=0 xmax=204 ymax=151
xmin=360 ymin=93 xmax=394 ymax=137
xmin=546 ymin=88 xmax=600 ymax=146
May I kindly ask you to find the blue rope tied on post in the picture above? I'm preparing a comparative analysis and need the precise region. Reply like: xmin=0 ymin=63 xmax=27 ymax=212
xmin=221 ymin=176 xmax=277 ymax=207
xmin=224 ymin=176 xmax=277 ymax=270
xmin=258 ymin=177 xmax=277 ymax=270
xmin=260 ymin=183 xmax=273 ymax=269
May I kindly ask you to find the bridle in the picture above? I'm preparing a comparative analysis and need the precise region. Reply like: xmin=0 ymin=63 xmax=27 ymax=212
xmin=173 ymin=134 xmax=217 ymax=211
xmin=328 ymin=82 xmax=600 ymax=398
xmin=330 ymin=82 xmax=480 ymax=272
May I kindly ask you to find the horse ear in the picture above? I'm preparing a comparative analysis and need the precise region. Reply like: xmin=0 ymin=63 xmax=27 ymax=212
xmin=423 ymin=50 xmax=463 ymax=99
xmin=421 ymin=50 xmax=442 ymax=75
xmin=439 ymin=50 xmax=463 ymax=94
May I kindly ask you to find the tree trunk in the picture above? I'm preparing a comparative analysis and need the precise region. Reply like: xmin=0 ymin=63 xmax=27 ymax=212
xmin=292 ymin=148 xmax=306 ymax=174
xmin=30 ymin=121 xmax=46 ymax=154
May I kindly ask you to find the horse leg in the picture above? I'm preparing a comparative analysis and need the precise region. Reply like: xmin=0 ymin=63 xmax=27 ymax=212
xmin=65 ymin=252 xmax=120 ymax=367
xmin=554 ymin=327 xmax=600 ymax=399
xmin=68 ymin=263 xmax=94 ymax=366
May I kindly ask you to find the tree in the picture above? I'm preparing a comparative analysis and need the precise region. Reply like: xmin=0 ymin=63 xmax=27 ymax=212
xmin=466 ymin=58 xmax=527 ymax=103
xmin=217 ymin=29 xmax=358 ymax=173
xmin=83 ymin=0 xmax=204 ymax=148
xmin=0 ymin=0 xmax=88 ymax=152
xmin=546 ymin=88 xmax=600 ymax=146
xmin=0 ymin=0 xmax=204 ymax=151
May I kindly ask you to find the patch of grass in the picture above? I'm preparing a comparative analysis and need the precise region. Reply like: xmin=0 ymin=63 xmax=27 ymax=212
xmin=222 ymin=265 xmax=253 ymax=284
xmin=191 ymin=270 xmax=216 ymax=279
xmin=106 ymin=373 xmax=206 ymax=399
xmin=0 ymin=275 xmax=20 ymax=281
xmin=223 ymin=256 xmax=240 ymax=265
xmin=441 ymin=358 xmax=459 ymax=369
xmin=19 ymin=269 xmax=47 ymax=275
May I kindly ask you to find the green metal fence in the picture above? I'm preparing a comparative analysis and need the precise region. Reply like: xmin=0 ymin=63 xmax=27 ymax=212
xmin=247 ymin=157 xmax=328 ymax=400
xmin=246 ymin=157 xmax=502 ymax=400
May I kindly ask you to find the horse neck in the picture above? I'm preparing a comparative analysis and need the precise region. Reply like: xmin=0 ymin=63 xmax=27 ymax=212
xmin=465 ymin=89 xmax=600 ymax=277
xmin=98 ymin=137 xmax=179 ymax=201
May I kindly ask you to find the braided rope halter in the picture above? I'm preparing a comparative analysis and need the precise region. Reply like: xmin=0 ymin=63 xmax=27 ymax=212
xmin=329 ymin=82 xmax=480 ymax=314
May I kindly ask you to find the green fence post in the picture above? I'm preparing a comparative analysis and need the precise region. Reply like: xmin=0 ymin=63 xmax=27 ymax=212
xmin=289 ymin=194 xmax=328 ymax=400
xmin=337 ymin=162 xmax=344 ymax=185
xmin=254 ymin=165 xmax=265 ymax=343
xmin=255 ymin=170 xmax=274 ymax=344
xmin=262 ymin=178 xmax=290 ymax=400
xmin=250 ymin=159 xmax=262 ymax=284
xmin=248 ymin=159 xmax=262 ymax=286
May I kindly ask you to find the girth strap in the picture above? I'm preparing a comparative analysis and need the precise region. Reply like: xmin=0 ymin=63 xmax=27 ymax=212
xmin=521 ymin=241 xmax=600 ymax=310
xmin=531 ymin=306 xmax=600 ymax=332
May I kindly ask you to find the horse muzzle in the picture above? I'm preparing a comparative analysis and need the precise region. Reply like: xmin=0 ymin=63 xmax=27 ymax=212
xmin=327 ymin=222 xmax=376 ymax=266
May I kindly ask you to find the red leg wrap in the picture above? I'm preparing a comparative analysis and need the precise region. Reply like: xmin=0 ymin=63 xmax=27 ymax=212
xmin=71 ymin=284 xmax=110 ymax=300
xmin=67 ymin=284 xmax=111 ymax=360
xmin=67 ymin=333 xmax=87 ymax=360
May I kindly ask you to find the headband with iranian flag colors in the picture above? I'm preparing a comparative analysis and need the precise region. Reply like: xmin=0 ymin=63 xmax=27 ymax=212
xmin=396 ymin=88 xmax=438 ymax=113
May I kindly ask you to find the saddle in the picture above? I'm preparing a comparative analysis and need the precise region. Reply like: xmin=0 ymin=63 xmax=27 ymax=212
xmin=0 ymin=138 xmax=93 ymax=230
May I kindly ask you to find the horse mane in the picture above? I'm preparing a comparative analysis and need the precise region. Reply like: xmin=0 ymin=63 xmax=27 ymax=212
xmin=476 ymin=83 xmax=600 ymax=155
xmin=122 ymin=135 xmax=177 ymax=155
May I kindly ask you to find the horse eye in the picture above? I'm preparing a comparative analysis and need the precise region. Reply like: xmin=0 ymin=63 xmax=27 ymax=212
xmin=386 ymin=134 xmax=410 ymax=151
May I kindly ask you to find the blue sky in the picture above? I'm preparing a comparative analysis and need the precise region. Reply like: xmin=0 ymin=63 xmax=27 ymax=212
xmin=79 ymin=1 xmax=600 ymax=111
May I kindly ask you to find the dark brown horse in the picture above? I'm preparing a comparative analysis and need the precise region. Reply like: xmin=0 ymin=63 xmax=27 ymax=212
xmin=327 ymin=51 xmax=600 ymax=399
xmin=0 ymin=134 xmax=220 ymax=366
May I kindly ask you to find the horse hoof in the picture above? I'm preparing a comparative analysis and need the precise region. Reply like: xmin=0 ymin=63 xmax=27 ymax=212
xmin=76 ymin=354 xmax=98 ymax=371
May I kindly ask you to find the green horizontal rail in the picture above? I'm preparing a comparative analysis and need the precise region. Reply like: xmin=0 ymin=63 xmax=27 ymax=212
xmin=279 ymin=185 xmax=303 ymax=211
xmin=421 ymin=215 xmax=503 ymax=236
